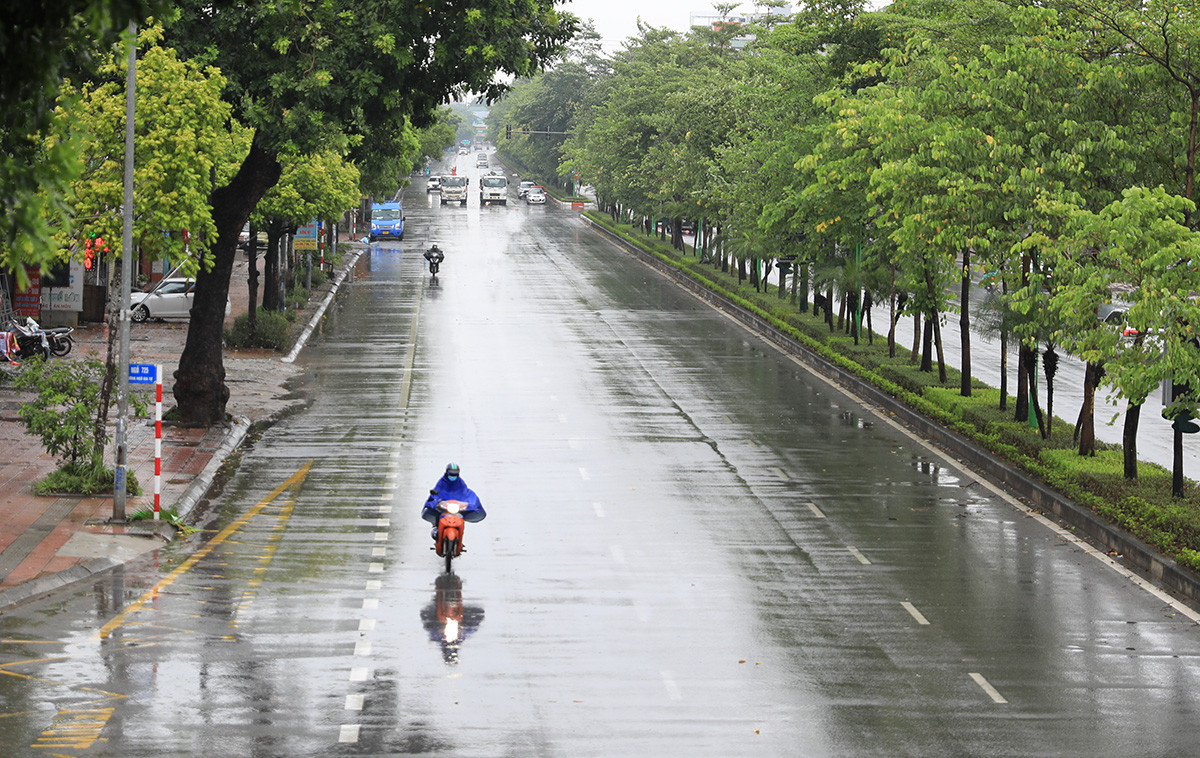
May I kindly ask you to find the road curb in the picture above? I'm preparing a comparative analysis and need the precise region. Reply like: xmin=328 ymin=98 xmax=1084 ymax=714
xmin=283 ymin=247 xmax=365 ymax=364
xmin=0 ymin=557 xmax=123 ymax=611
xmin=583 ymin=214 xmax=1200 ymax=610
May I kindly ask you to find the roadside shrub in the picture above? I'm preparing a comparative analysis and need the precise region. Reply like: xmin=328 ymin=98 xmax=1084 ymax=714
xmin=35 ymin=460 xmax=141 ymax=496
xmin=225 ymin=308 xmax=292 ymax=350
xmin=13 ymin=357 xmax=145 ymax=495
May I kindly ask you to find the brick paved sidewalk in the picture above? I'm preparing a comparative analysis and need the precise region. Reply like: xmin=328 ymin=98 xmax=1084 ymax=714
xmin=0 ymin=244 xmax=365 ymax=610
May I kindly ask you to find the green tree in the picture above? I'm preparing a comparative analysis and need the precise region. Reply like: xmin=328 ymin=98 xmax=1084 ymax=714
xmin=0 ymin=0 xmax=171 ymax=283
xmin=162 ymin=0 xmax=576 ymax=425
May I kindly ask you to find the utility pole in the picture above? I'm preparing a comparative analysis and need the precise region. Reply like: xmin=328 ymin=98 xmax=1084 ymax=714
xmin=113 ymin=21 xmax=135 ymax=523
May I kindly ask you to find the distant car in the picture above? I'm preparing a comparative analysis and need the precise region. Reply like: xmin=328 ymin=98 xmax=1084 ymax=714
xmin=427 ymin=176 xmax=441 ymax=192
xmin=130 ymin=278 xmax=231 ymax=322
xmin=517 ymin=181 xmax=536 ymax=198
xmin=526 ymin=187 xmax=546 ymax=205
xmin=458 ymin=148 xmax=470 ymax=155
xmin=1098 ymin=302 xmax=1139 ymax=338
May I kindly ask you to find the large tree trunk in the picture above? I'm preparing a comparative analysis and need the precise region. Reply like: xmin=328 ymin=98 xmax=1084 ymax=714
xmin=1123 ymin=401 xmax=1141 ymax=480
xmin=174 ymin=139 xmax=282 ymax=426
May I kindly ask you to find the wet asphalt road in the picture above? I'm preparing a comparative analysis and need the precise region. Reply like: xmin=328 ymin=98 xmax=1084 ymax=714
xmin=4 ymin=158 xmax=1200 ymax=756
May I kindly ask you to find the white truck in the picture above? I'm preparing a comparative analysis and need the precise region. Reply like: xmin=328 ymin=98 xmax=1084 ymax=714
xmin=479 ymin=175 xmax=508 ymax=205
xmin=440 ymin=175 xmax=469 ymax=205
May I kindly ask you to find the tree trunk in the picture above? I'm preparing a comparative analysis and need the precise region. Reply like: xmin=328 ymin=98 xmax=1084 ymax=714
xmin=1015 ymin=342 xmax=1029 ymax=423
xmin=1043 ymin=345 xmax=1058 ymax=437
xmin=263 ymin=221 xmax=283 ymax=311
xmin=920 ymin=315 xmax=934 ymax=373
xmin=1174 ymin=428 xmax=1186 ymax=498
xmin=959 ymin=249 xmax=971 ymax=397
xmin=933 ymin=311 xmax=947 ymax=383
xmin=825 ymin=285 xmax=834 ymax=332
xmin=888 ymin=265 xmax=896 ymax=358
xmin=1123 ymin=401 xmax=1141 ymax=480
xmin=247 ymin=231 xmax=259 ymax=336
xmin=1076 ymin=360 xmax=1102 ymax=456
xmin=1025 ymin=344 xmax=1046 ymax=439
xmin=94 ymin=264 xmax=123 ymax=451
xmin=174 ymin=138 xmax=282 ymax=426
xmin=909 ymin=309 xmax=921 ymax=365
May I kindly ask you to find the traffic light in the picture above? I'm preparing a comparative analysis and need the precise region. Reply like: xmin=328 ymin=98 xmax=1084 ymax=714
xmin=83 ymin=233 xmax=109 ymax=270
xmin=505 ymin=125 xmax=511 ymax=139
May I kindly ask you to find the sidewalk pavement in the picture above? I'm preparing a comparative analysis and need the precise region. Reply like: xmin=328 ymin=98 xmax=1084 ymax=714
xmin=0 ymin=245 xmax=365 ymax=611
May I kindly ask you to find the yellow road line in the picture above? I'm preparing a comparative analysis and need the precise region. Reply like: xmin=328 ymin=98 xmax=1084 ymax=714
xmin=93 ymin=461 xmax=313 ymax=640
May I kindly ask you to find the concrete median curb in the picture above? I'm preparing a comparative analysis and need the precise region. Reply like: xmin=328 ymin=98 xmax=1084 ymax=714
xmin=582 ymin=214 xmax=1200 ymax=610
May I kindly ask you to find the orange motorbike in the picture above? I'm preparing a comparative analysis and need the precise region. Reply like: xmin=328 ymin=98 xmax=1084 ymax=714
xmin=433 ymin=500 xmax=467 ymax=572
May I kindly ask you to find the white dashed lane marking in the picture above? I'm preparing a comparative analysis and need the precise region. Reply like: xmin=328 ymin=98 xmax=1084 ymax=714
xmin=806 ymin=502 xmax=826 ymax=519
xmin=900 ymin=601 xmax=930 ymax=625
xmin=846 ymin=546 xmax=871 ymax=565
xmin=970 ymin=672 xmax=1008 ymax=703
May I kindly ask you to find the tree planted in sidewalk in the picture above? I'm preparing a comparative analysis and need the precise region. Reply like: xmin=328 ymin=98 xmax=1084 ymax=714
xmin=12 ymin=358 xmax=146 ymax=495
xmin=162 ymin=0 xmax=576 ymax=426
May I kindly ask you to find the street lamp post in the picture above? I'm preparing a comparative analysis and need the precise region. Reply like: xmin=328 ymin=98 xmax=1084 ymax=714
xmin=113 ymin=21 xmax=135 ymax=523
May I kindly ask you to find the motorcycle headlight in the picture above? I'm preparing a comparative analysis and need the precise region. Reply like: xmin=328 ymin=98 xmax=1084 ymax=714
xmin=444 ymin=501 xmax=462 ymax=514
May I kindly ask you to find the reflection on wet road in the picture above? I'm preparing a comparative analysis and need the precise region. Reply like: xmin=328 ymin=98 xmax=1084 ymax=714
xmin=2 ymin=160 xmax=1200 ymax=755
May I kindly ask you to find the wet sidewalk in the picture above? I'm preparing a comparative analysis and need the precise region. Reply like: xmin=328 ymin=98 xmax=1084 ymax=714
xmin=0 ymin=245 xmax=364 ymax=610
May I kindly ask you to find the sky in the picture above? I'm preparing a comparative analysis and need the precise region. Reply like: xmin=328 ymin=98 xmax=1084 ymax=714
xmin=562 ymin=0 xmax=720 ymax=50
xmin=560 ymin=1 xmax=890 ymax=51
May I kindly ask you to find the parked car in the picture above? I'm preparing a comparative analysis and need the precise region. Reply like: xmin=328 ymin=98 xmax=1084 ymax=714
xmin=130 ymin=278 xmax=231 ymax=322
xmin=427 ymin=175 xmax=441 ymax=192
xmin=517 ymin=181 xmax=536 ymax=198
xmin=526 ymin=187 xmax=546 ymax=205
xmin=237 ymin=225 xmax=268 ymax=251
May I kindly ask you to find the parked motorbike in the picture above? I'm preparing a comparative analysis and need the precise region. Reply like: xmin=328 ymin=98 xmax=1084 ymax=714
xmin=424 ymin=245 xmax=444 ymax=278
xmin=433 ymin=499 xmax=467 ymax=573
xmin=10 ymin=318 xmax=72 ymax=358
xmin=7 ymin=318 xmax=49 ymax=360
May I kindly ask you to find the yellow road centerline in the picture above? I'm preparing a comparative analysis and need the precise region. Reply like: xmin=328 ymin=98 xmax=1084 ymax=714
xmin=93 ymin=461 xmax=313 ymax=641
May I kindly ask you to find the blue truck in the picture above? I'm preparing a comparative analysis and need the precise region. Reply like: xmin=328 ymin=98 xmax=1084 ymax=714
xmin=369 ymin=201 xmax=405 ymax=241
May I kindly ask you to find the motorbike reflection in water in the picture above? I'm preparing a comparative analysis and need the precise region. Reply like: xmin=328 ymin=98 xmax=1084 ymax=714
xmin=419 ymin=573 xmax=484 ymax=665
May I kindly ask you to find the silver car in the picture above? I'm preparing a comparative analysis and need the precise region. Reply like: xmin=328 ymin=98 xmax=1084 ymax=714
xmin=130 ymin=278 xmax=230 ymax=322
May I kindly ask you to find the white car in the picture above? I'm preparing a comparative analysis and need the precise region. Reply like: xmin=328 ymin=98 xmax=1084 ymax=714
xmin=517 ymin=181 xmax=536 ymax=198
xmin=427 ymin=175 xmax=441 ymax=192
xmin=526 ymin=187 xmax=546 ymax=205
xmin=131 ymin=278 xmax=230 ymax=322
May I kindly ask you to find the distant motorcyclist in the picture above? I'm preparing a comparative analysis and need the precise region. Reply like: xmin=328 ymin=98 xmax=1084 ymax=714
xmin=422 ymin=463 xmax=486 ymax=540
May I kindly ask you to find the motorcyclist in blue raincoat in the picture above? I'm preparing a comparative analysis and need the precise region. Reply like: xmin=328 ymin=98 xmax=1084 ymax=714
xmin=422 ymin=463 xmax=486 ymax=540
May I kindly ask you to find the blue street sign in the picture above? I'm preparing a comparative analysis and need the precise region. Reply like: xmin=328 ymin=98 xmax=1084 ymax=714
xmin=129 ymin=364 xmax=157 ymax=384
